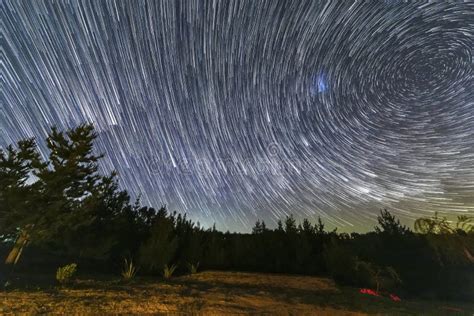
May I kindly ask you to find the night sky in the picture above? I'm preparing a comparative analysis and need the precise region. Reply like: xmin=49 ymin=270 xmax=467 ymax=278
xmin=2 ymin=1 xmax=473 ymax=232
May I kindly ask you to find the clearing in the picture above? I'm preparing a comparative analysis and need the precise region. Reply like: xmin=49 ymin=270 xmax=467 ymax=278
xmin=1 ymin=271 xmax=472 ymax=315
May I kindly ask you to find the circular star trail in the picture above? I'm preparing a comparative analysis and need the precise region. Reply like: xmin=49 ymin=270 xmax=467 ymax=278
xmin=1 ymin=1 xmax=473 ymax=231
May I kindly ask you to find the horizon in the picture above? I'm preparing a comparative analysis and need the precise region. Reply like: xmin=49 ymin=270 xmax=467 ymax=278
xmin=2 ymin=1 xmax=473 ymax=233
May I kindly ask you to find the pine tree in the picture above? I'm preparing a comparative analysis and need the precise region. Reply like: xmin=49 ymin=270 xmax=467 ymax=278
xmin=138 ymin=207 xmax=178 ymax=273
xmin=284 ymin=215 xmax=297 ymax=234
xmin=316 ymin=217 xmax=326 ymax=235
xmin=374 ymin=209 xmax=410 ymax=235
xmin=252 ymin=219 xmax=267 ymax=234
xmin=1 ymin=138 xmax=45 ymax=264
xmin=2 ymin=124 xmax=134 ymax=264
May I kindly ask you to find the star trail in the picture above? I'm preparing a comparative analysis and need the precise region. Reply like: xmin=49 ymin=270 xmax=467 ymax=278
xmin=1 ymin=1 xmax=473 ymax=232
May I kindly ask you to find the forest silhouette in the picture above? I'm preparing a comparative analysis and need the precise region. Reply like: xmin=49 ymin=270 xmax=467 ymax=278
xmin=1 ymin=124 xmax=473 ymax=301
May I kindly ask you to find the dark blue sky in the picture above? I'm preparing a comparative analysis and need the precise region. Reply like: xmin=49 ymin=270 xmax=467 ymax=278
xmin=1 ymin=1 xmax=473 ymax=232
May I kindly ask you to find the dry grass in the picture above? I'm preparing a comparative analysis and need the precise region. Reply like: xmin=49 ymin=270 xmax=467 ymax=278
xmin=1 ymin=271 xmax=472 ymax=315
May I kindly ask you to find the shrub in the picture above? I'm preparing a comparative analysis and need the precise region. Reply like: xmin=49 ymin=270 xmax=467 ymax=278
xmin=323 ymin=243 xmax=357 ymax=285
xmin=56 ymin=263 xmax=77 ymax=284
xmin=163 ymin=264 xmax=177 ymax=279
xmin=187 ymin=262 xmax=199 ymax=274
xmin=138 ymin=211 xmax=178 ymax=273
xmin=354 ymin=260 xmax=401 ymax=293
xmin=121 ymin=258 xmax=138 ymax=281
xmin=354 ymin=260 xmax=376 ymax=288
xmin=379 ymin=266 xmax=402 ymax=292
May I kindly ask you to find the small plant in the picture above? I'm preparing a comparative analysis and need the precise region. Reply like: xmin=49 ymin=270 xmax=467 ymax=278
xmin=121 ymin=258 xmax=138 ymax=281
xmin=163 ymin=264 xmax=177 ymax=279
xmin=355 ymin=260 xmax=401 ymax=293
xmin=56 ymin=263 xmax=77 ymax=284
xmin=187 ymin=262 xmax=199 ymax=274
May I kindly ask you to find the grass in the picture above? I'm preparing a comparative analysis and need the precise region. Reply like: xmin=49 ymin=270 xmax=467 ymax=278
xmin=1 ymin=271 xmax=473 ymax=315
xmin=163 ymin=264 xmax=177 ymax=279
xmin=121 ymin=259 xmax=138 ymax=281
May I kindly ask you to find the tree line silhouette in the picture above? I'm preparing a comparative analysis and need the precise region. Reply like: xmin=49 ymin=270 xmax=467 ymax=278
xmin=1 ymin=124 xmax=473 ymax=301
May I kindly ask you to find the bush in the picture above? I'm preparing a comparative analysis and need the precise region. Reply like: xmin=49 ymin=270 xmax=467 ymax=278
xmin=163 ymin=264 xmax=177 ymax=279
xmin=378 ymin=266 xmax=402 ymax=293
xmin=56 ymin=263 xmax=77 ymax=284
xmin=324 ymin=242 xmax=402 ymax=293
xmin=354 ymin=260 xmax=376 ymax=288
xmin=354 ymin=260 xmax=401 ymax=293
xmin=324 ymin=243 xmax=357 ymax=285
xmin=138 ymin=211 xmax=178 ymax=273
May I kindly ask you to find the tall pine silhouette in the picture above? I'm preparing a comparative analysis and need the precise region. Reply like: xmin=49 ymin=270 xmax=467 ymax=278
xmin=1 ymin=124 xmax=131 ymax=264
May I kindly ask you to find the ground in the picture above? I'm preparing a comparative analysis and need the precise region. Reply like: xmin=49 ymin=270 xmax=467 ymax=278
xmin=1 ymin=271 xmax=472 ymax=315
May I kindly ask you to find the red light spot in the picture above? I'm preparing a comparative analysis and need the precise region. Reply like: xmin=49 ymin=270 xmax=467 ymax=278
xmin=390 ymin=294 xmax=401 ymax=302
xmin=359 ymin=288 xmax=379 ymax=297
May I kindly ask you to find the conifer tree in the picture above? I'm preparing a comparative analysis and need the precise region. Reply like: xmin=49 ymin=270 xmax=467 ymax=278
xmin=2 ymin=124 xmax=133 ymax=264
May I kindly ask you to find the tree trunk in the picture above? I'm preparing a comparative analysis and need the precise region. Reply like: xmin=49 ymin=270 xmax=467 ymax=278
xmin=5 ymin=230 xmax=29 ymax=265
xmin=464 ymin=247 xmax=474 ymax=263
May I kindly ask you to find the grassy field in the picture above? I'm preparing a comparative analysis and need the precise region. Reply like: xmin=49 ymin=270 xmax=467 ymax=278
xmin=1 ymin=271 xmax=472 ymax=315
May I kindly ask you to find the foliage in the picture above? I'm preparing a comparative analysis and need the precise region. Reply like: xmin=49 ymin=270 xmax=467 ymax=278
xmin=138 ymin=208 xmax=178 ymax=273
xmin=415 ymin=212 xmax=474 ymax=234
xmin=455 ymin=215 xmax=474 ymax=234
xmin=1 ymin=124 xmax=141 ymax=264
xmin=323 ymin=241 xmax=357 ymax=285
xmin=354 ymin=260 xmax=401 ymax=293
xmin=2 ymin=124 xmax=473 ymax=302
xmin=252 ymin=220 xmax=267 ymax=234
xmin=163 ymin=264 xmax=177 ymax=279
xmin=414 ymin=212 xmax=451 ymax=234
xmin=121 ymin=258 xmax=138 ymax=281
xmin=284 ymin=215 xmax=297 ymax=234
xmin=187 ymin=262 xmax=199 ymax=274
xmin=374 ymin=209 xmax=410 ymax=235
xmin=56 ymin=263 xmax=77 ymax=284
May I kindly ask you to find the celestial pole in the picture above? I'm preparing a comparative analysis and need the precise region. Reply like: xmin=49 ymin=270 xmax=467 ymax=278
xmin=1 ymin=1 xmax=473 ymax=232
